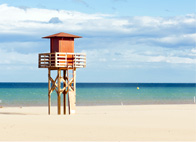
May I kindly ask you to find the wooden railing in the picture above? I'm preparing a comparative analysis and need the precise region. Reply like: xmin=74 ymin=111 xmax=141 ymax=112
xmin=39 ymin=53 xmax=86 ymax=68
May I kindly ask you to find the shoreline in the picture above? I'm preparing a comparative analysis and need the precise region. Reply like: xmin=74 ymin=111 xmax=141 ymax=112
xmin=1 ymin=102 xmax=195 ymax=107
xmin=0 ymin=104 xmax=195 ymax=141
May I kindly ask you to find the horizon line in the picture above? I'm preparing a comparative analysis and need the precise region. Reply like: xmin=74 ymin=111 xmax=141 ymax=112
xmin=0 ymin=82 xmax=195 ymax=84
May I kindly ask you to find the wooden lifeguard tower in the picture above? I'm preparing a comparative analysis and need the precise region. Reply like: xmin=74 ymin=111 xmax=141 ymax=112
xmin=38 ymin=32 xmax=86 ymax=115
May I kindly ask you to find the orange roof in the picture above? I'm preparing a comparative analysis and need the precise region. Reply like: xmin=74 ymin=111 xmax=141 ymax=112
xmin=43 ymin=32 xmax=82 ymax=38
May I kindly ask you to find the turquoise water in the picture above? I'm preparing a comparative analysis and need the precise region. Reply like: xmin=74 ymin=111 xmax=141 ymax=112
xmin=0 ymin=83 xmax=195 ymax=106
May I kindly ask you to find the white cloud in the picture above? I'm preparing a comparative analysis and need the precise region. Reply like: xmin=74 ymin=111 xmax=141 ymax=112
xmin=0 ymin=4 xmax=195 ymax=42
xmin=191 ymin=49 xmax=196 ymax=53
xmin=82 ymin=43 xmax=196 ymax=70
xmin=149 ymin=33 xmax=196 ymax=47
xmin=0 ymin=48 xmax=37 ymax=66
xmin=0 ymin=4 xmax=114 ymax=35
xmin=0 ymin=3 xmax=195 ymax=72
xmin=147 ymin=56 xmax=196 ymax=64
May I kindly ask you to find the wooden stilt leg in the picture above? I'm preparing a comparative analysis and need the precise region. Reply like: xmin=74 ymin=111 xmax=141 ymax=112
xmin=48 ymin=69 xmax=51 ymax=115
xmin=67 ymin=68 xmax=76 ymax=114
xmin=73 ymin=68 xmax=76 ymax=113
xmin=58 ymin=94 xmax=61 ymax=115
xmin=57 ymin=70 xmax=61 ymax=115
xmin=63 ymin=70 xmax=66 ymax=115
xmin=67 ymin=69 xmax=71 ymax=115
xmin=74 ymin=68 xmax=76 ymax=96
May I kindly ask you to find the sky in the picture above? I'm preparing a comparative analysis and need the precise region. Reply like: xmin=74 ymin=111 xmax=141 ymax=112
xmin=0 ymin=0 xmax=195 ymax=83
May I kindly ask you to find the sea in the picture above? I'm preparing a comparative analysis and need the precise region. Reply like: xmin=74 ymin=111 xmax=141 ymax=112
xmin=0 ymin=83 xmax=195 ymax=107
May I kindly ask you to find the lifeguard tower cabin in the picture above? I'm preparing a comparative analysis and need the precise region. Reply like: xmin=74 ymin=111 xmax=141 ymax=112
xmin=38 ymin=32 xmax=86 ymax=115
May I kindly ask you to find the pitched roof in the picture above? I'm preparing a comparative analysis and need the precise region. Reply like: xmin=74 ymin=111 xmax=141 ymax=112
xmin=42 ymin=32 xmax=82 ymax=38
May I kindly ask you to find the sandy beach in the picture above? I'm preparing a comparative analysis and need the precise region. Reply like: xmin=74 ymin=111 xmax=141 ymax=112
xmin=0 ymin=104 xmax=195 ymax=141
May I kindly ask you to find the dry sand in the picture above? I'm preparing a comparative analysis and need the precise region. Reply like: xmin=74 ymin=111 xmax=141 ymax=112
xmin=0 ymin=104 xmax=195 ymax=141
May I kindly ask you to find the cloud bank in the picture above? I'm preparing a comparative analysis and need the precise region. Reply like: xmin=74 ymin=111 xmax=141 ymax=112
xmin=0 ymin=4 xmax=195 ymax=71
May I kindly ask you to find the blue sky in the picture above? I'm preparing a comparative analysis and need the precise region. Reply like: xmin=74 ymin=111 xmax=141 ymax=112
xmin=0 ymin=0 xmax=195 ymax=82
xmin=1 ymin=0 xmax=195 ymax=16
